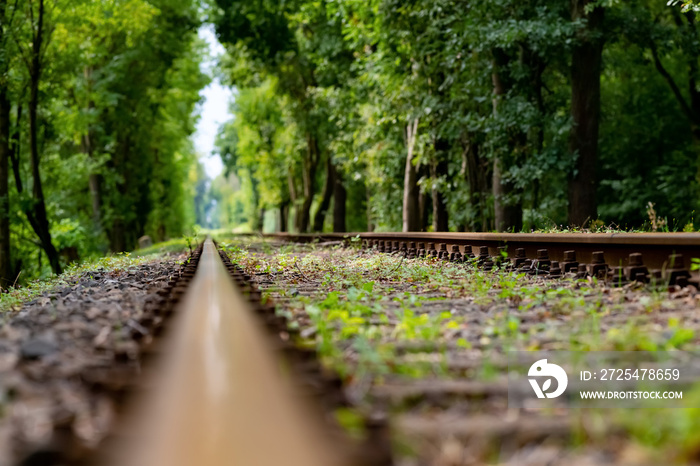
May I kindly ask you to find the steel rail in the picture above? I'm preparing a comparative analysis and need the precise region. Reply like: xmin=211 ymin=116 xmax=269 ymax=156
xmin=106 ymin=238 xmax=354 ymax=466
xmin=264 ymin=232 xmax=700 ymax=272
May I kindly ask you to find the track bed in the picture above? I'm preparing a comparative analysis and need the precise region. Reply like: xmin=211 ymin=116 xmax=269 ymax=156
xmin=0 ymin=255 xmax=187 ymax=464
xmin=224 ymin=238 xmax=700 ymax=465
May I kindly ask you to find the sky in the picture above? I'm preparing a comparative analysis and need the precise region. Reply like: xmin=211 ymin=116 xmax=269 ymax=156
xmin=193 ymin=25 xmax=233 ymax=180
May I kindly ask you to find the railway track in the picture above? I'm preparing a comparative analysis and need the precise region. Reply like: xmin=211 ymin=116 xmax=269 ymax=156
xmin=0 ymin=238 xmax=387 ymax=465
xmin=6 ymin=232 xmax=700 ymax=464
xmin=218 ymin=232 xmax=700 ymax=465
xmin=267 ymin=232 xmax=700 ymax=286
xmin=100 ymin=238 xmax=388 ymax=466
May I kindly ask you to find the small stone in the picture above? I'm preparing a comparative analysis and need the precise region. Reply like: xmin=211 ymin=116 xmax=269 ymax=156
xmin=127 ymin=319 xmax=148 ymax=336
xmin=300 ymin=326 xmax=317 ymax=339
xmin=138 ymin=235 xmax=153 ymax=249
xmin=85 ymin=307 xmax=101 ymax=320
xmin=20 ymin=338 xmax=58 ymax=360
xmin=93 ymin=326 xmax=111 ymax=347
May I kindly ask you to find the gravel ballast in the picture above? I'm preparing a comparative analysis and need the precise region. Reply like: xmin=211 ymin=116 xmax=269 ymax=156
xmin=0 ymin=256 xmax=184 ymax=465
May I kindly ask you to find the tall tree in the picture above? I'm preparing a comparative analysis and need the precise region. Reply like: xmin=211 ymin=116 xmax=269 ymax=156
xmin=491 ymin=48 xmax=523 ymax=232
xmin=312 ymin=156 xmax=334 ymax=231
xmin=568 ymin=0 xmax=605 ymax=226
xmin=402 ymin=118 xmax=420 ymax=231
xmin=18 ymin=0 xmax=62 ymax=273
xmin=332 ymin=164 xmax=346 ymax=232
xmin=0 ymin=0 xmax=12 ymax=285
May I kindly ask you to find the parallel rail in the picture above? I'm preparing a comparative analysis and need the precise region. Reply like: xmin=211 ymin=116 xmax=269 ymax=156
xmin=265 ymin=232 xmax=700 ymax=278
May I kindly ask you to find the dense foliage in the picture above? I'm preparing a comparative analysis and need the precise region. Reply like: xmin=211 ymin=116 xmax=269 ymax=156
xmin=0 ymin=0 xmax=207 ymax=284
xmin=210 ymin=0 xmax=700 ymax=235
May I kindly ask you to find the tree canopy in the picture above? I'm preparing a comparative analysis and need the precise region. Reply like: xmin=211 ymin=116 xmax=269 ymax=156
xmin=0 ymin=0 xmax=207 ymax=284
xmin=210 ymin=0 xmax=700 ymax=236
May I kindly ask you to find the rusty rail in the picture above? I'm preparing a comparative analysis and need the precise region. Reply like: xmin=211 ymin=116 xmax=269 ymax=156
xmin=263 ymin=232 xmax=700 ymax=285
xmin=104 ymin=238 xmax=358 ymax=466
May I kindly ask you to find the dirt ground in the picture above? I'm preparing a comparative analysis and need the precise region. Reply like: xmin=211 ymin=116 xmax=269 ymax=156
xmin=0 ymin=255 xmax=184 ymax=465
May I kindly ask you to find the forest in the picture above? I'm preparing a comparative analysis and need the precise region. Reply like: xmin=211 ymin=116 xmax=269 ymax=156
xmin=210 ymin=0 xmax=700 ymax=235
xmin=0 ymin=0 xmax=207 ymax=285
xmin=2 ymin=0 xmax=700 ymax=285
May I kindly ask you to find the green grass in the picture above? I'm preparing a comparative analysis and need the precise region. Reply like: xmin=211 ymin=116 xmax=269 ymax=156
xmin=132 ymin=238 xmax=191 ymax=257
xmin=0 ymin=252 xmax=160 ymax=313
xmin=227 ymin=242 xmax=700 ymax=358
xmin=1 ymin=237 xmax=192 ymax=313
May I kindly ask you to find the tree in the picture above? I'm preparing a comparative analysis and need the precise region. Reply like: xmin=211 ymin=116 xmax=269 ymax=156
xmin=0 ymin=0 xmax=12 ymax=285
xmin=0 ymin=0 xmax=205 ymax=280
xmin=213 ymin=0 xmax=357 ymax=232
xmin=403 ymin=118 xmax=420 ymax=231
xmin=568 ymin=0 xmax=605 ymax=227
xmin=11 ymin=0 xmax=62 ymax=274
xmin=215 ymin=79 xmax=293 ymax=232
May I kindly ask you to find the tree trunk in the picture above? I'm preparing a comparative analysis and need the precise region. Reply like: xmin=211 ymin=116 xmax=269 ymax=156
xmin=110 ymin=219 xmax=126 ymax=252
xmin=250 ymin=176 xmax=263 ymax=232
xmin=82 ymin=66 xmax=102 ymax=228
xmin=493 ymin=159 xmax=522 ymax=232
xmin=430 ymin=153 xmax=449 ymax=232
xmin=416 ymin=163 xmax=429 ymax=232
xmin=279 ymin=202 xmax=289 ymax=232
xmin=83 ymin=127 xmax=102 ymax=226
xmin=333 ymin=167 xmax=346 ymax=232
xmin=418 ymin=188 xmax=430 ymax=232
xmin=0 ymin=79 xmax=10 ymax=287
xmin=312 ymin=156 xmax=334 ymax=231
xmin=528 ymin=51 xmax=546 ymax=215
xmin=431 ymin=187 xmax=448 ymax=231
xmin=297 ymin=134 xmax=318 ymax=232
xmin=402 ymin=118 xmax=420 ymax=231
xmin=366 ymin=186 xmax=374 ymax=232
xmin=258 ymin=207 xmax=265 ymax=232
xmin=27 ymin=0 xmax=61 ymax=274
xmin=568 ymin=0 xmax=604 ymax=227
xmin=461 ymin=136 xmax=489 ymax=231
xmin=491 ymin=48 xmax=522 ymax=232
xmin=286 ymin=170 xmax=297 ymax=232
xmin=0 ymin=0 xmax=12 ymax=286
xmin=9 ymin=105 xmax=22 ymax=194
xmin=351 ymin=179 xmax=367 ymax=232
xmin=108 ymin=136 xmax=131 ymax=252
xmin=89 ymin=174 xmax=102 ymax=222
xmin=298 ymin=196 xmax=312 ymax=233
